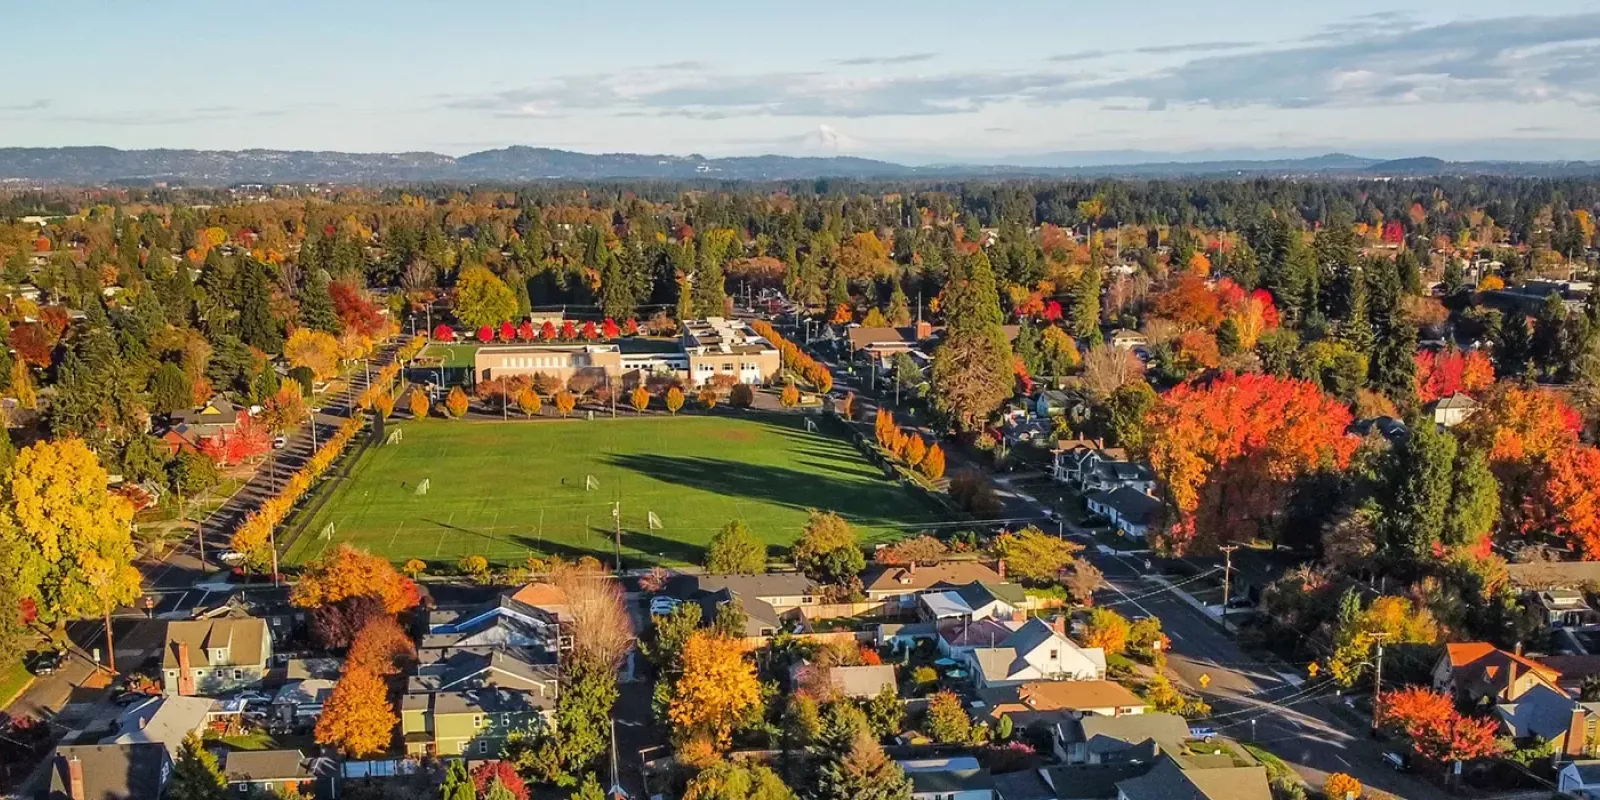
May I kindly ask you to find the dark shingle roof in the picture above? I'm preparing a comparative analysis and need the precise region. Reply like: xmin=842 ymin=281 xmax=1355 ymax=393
xmin=223 ymin=749 xmax=310 ymax=783
xmin=46 ymin=744 xmax=171 ymax=800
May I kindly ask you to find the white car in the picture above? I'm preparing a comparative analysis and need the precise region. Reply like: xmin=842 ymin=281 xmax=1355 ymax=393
xmin=649 ymin=596 xmax=680 ymax=616
xmin=232 ymin=690 xmax=272 ymax=704
xmin=272 ymin=436 xmax=288 ymax=449
xmin=217 ymin=551 xmax=247 ymax=565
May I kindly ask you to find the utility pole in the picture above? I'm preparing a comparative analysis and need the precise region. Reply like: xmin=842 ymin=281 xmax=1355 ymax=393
xmin=1219 ymin=545 xmax=1239 ymax=633
xmin=1371 ymin=634 xmax=1388 ymax=733
xmin=612 ymin=501 xmax=623 ymax=573
xmin=104 ymin=607 xmax=116 ymax=673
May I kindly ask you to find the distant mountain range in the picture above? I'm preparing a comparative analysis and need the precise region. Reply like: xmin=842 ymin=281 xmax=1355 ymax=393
xmin=0 ymin=145 xmax=1596 ymax=185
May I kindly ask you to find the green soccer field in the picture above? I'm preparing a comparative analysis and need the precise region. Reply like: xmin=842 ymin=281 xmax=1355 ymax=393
xmin=283 ymin=414 xmax=945 ymax=568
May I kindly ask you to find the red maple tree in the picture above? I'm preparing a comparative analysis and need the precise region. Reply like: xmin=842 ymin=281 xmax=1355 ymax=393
xmin=329 ymin=282 xmax=387 ymax=338
xmin=1145 ymin=372 xmax=1357 ymax=553
xmin=476 ymin=324 xmax=494 ymax=342
xmin=431 ymin=324 xmax=456 ymax=342
xmin=1414 ymin=349 xmax=1494 ymax=403
xmin=581 ymin=320 xmax=599 ymax=340
xmin=499 ymin=320 xmax=516 ymax=342
xmin=602 ymin=317 xmax=621 ymax=338
xmin=1151 ymin=273 xmax=1223 ymax=330
xmin=200 ymin=411 xmax=272 ymax=466
xmin=1527 ymin=445 xmax=1600 ymax=556
xmin=625 ymin=317 xmax=640 ymax=335
xmin=560 ymin=320 xmax=577 ymax=340
xmin=9 ymin=322 xmax=56 ymax=367
xmin=471 ymin=761 xmax=529 ymax=800
xmin=541 ymin=320 xmax=558 ymax=340
xmin=517 ymin=320 xmax=536 ymax=341
xmin=1378 ymin=687 xmax=1501 ymax=765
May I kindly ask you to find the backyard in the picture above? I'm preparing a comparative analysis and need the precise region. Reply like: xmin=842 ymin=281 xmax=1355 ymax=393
xmin=283 ymin=414 xmax=944 ymax=568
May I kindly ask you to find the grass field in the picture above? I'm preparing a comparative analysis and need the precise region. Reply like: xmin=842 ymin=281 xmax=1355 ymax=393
xmin=284 ymin=414 xmax=944 ymax=568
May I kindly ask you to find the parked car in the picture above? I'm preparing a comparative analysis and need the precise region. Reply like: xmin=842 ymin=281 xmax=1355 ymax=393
xmin=649 ymin=596 xmax=680 ymax=616
xmin=1382 ymin=751 xmax=1409 ymax=771
xmin=25 ymin=650 xmax=66 ymax=676
xmin=1188 ymin=726 xmax=1217 ymax=741
xmin=231 ymin=690 xmax=273 ymax=704
xmin=272 ymin=435 xmax=288 ymax=449
xmin=218 ymin=551 xmax=247 ymax=565
xmin=1224 ymin=596 xmax=1257 ymax=610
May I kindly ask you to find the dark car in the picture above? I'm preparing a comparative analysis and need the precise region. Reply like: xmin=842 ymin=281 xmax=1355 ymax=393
xmin=25 ymin=650 xmax=66 ymax=676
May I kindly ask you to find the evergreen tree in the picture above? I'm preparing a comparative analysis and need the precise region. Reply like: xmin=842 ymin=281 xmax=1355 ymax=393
xmin=1225 ymin=240 xmax=1260 ymax=290
xmin=1497 ymin=313 xmax=1533 ymax=378
xmin=814 ymin=733 xmax=913 ymax=800
xmin=1068 ymin=262 xmax=1103 ymax=345
xmin=1383 ymin=418 xmax=1456 ymax=562
xmin=1014 ymin=321 xmax=1044 ymax=375
xmin=237 ymin=262 xmax=283 ymax=352
xmin=886 ymin=279 xmax=912 ymax=327
xmin=1216 ymin=318 xmax=1241 ymax=356
xmin=828 ymin=268 xmax=851 ymax=313
xmin=1532 ymin=292 xmax=1568 ymax=377
xmin=600 ymin=252 xmax=635 ymax=320
xmin=160 ymin=257 xmax=195 ymax=326
xmin=931 ymin=251 xmax=1013 ymax=431
xmin=694 ymin=250 xmax=728 ymax=318
xmin=168 ymin=733 xmax=227 ymax=800
xmin=299 ymin=272 xmax=341 ymax=334
xmin=1445 ymin=447 xmax=1499 ymax=547
xmin=440 ymin=759 xmax=475 ymax=800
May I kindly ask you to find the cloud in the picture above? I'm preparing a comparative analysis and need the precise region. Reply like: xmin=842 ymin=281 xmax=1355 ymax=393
xmin=0 ymin=99 xmax=49 ymax=112
xmin=1062 ymin=12 xmax=1600 ymax=110
xmin=835 ymin=53 xmax=937 ymax=66
xmin=1129 ymin=41 xmax=1257 ymax=55
xmin=1050 ymin=50 xmax=1110 ymax=63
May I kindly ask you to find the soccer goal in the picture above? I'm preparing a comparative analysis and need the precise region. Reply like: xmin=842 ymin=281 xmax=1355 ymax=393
xmin=804 ymin=418 xmax=819 ymax=433
xmin=320 ymin=522 xmax=336 ymax=541
xmin=386 ymin=429 xmax=403 ymax=445
xmin=647 ymin=511 xmax=663 ymax=530
xmin=585 ymin=475 xmax=600 ymax=492
xmin=415 ymin=478 xmax=430 ymax=496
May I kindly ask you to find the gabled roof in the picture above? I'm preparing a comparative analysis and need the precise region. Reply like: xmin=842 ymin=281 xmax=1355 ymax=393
xmin=1494 ymin=682 xmax=1597 ymax=740
xmin=1430 ymin=392 xmax=1480 ymax=410
xmin=1062 ymin=713 xmax=1189 ymax=754
xmin=862 ymin=562 xmax=1004 ymax=593
xmin=105 ymin=695 xmax=214 ymax=755
xmin=955 ymin=581 xmax=1026 ymax=609
xmin=223 ymin=749 xmax=310 ymax=784
xmin=508 ymin=582 xmax=569 ymax=613
xmin=1445 ymin=642 xmax=1561 ymax=681
xmin=664 ymin=572 xmax=820 ymax=602
xmin=1086 ymin=487 xmax=1163 ymax=526
xmin=1116 ymin=756 xmax=1271 ymax=800
xmin=827 ymin=664 xmax=898 ymax=699
xmin=47 ymin=744 xmax=171 ymax=800
xmin=1566 ymin=759 xmax=1600 ymax=786
xmin=162 ymin=617 xmax=270 ymax=670
xmin=1013 ymin=679 xmax=1145 ymax=712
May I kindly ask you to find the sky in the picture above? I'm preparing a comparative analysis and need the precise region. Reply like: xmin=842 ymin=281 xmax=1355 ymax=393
xmin=4 ymin=0 xmax=1600 ymax=163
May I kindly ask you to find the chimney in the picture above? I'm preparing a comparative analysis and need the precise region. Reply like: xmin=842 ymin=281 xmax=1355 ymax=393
xmin=177 ymin=642 xmax=195 ymax=696
xmin=66 ymin=755 xmax=85 ymax=800
xmin=1506 ymin=657 xmax=1519 ymax=701
xmin=1569 ymin=704 xmax=1589 ymax=759
xmin=1515 ymin=641 xmax=1524 ymax=656
xmin=915 ymin=319 xmax=932 ymax=342
xmin=1048 ymin=615 xmax=1066 ymax=635
xmin=996 ymin=560 xmax=1007 ymax=581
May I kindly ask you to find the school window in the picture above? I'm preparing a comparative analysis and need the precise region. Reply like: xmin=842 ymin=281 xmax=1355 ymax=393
xmin=233 ymin=669 xmax=243 ymax=680
xmin=478 ymin=740 xmax=488 ymax=754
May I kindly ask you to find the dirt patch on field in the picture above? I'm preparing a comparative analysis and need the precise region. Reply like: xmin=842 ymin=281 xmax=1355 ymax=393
xmin=714 ymin=429 xmax=756 ymax=443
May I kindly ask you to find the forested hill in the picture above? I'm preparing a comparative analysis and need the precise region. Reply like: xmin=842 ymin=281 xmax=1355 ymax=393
xmin=1 ymin=145 xmax=1598 ymax=184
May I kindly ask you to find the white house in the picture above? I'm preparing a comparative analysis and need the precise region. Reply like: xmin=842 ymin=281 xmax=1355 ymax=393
xmin=1427 ymin=392 xmax=1480 ymax=428
xmin=1052 ymin=443 xmax=1155 ymax=494
xmin=918 ymin=582 xmax=1026 ymax=623
xmin=964 ymin=618 xmax=1106 ymax=689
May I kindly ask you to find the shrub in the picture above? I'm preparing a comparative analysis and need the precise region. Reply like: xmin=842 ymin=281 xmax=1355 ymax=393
xmin=730 ymin=383 xmax=754 ymax=408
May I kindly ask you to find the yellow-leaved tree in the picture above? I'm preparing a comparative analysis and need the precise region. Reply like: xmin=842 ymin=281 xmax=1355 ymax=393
xmin=285 ymin=329 xmax=341 ymax=383
xmin=315 ymin=665 xmax=396 ymax=757
xmin=668 ymin=632 xmax=761 ymax=750
xmin=10 ymin=439 xmax=141 ymax=667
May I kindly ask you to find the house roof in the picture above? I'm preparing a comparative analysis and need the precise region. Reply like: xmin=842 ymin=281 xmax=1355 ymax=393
xmin=508 ymin=582 xmax=569 ymax=613
xmin=1086 ymin=487 xmax=1162 ymax=526
xmin=1063 ymin=713 xmax=1190 ymax=752
xmin=273 ymin=679 xmax=335 ymax=708
xmin=1445 ymin=642 xmax=1561 ymax=682
xmin=1567 ymin=759 xmax=1600 ymax=786
xmin=1506 ymin=560 xmax=1600 ymax=590
xmin=105 ymin=695 xmax=214 ymax=755
xmin=46 ymin=744 xmax=170 ymax=800
xmin=846 ymin=326 xmax=922 ymax=352
xmin=1039 ymin=765 xmax=1150 ymax=799
xmin=989 ymin=769 xmax=1058 ymax=800
xmin=938 ymin=617 xmax=1020 ymax=648
xmin=996 ymin=680 xmax=1146 ymax=714
xmin=904 ymin=768 xmax=993 ymax=795
xmin=1430 ymin=392 xmax=1480 ymax=410
xmin=921 ymin=591 xmax=978 ymax=619
xmin=862 ymin=562 xmax=1004 ymax=593
xmin=664 ymin=572 xmax=820 ymax=602
xmin=223 ymin=749 xmax=310 ymax=784
xmin=162 ymin=617 xmax=270 ymax=670
xmin=1116 ymin=756 xmax=1271 ymax=800
xmin=825 ymin=665 xmax=898 ymax=699
xmin=170 ymin=396 xmax=242 ymax=426
xmin=1496 ymin=682 xmax=1598 ymax=741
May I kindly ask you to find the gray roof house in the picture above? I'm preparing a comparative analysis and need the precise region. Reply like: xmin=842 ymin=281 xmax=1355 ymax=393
xmin=1115 ymin=755 xmax=1271 ymax=800
xmin=45 ymin=743 xmax=172 ymax=800
xmin=1057 ymin=712 xmax=1189 ymax=765
xmin=898 ymin=756 xmax=995 ymax=800
xmin=1085 ymin=487 xmax=1163 ymax=540
xmin=103 ymin=695 xmax=214 ymax=756
xmin=964 ymin=618 xmax=1106 ymax=689
xmin=790 ymin=662 xmax=898 ymax=699
xmin=161 ymin=616 xmax=273 ymax=697
xmin=222 ymin=749 xmax=315 ymax=796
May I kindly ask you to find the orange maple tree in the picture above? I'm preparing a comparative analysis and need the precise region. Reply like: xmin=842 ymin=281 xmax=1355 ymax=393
xmin=346 ymin=617 xmax=416 ymax=676
xmin=1459 ymin=384 xmax=1581 ymax=467
xmin=1377 ymin=687 xmax=1502 ymax=764
xmin=314 ymin=665 xmax=396 ymax=757
xmin=1145 ymin=373 xmax=1357 ymax=553
xmin=1150 ymin=273 xmax=1223 ymax=330
xmin=290 ymin=544 xmax=421 ymax=614
xmin=1413 ymin=350 xmax=1494 ymax=403
xmin=1526 ymin=445 xmax=1600 ymax=557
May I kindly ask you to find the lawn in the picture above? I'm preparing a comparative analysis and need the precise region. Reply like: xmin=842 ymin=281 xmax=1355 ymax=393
xmin=0 ymin=657 xmax=33 ymax=709
xmin=284 ymin=414 xmax=944 ymax=568
xmin=419 ymin=342 xmax=480 ymax=368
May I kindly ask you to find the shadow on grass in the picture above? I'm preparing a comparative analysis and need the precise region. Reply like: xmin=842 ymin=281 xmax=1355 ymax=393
xmin=601 ymin=452 xmax=933 ymax=531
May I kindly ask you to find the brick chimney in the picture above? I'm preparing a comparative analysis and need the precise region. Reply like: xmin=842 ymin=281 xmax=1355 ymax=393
xmin=1505 ymin=657 xmax=1519 ymax=702
xmin=66 ymin=755 xmax=84 ymax=800
xmin=177 ymin=642 xmax=195 ymax=696
xmin=1568 ymin=704 xmax=1589 ymax=759
xmin=996 ymin=560 xmax=1007 ymax=581
xmin=914 ymin=319 xmax=932 ymax=341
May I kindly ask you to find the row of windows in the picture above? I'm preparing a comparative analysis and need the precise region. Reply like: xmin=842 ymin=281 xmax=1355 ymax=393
xmin=694 ymin=362 xmax=762 ymax=372
xmin=499 ymin=356 xmax=577 ymax=369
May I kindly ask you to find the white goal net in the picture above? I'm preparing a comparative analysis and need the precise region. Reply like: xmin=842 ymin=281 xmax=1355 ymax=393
xmin=585 ymin=475 xmax=600 ymax=491
xmin=647 ymin=511 xmax=663 ymax=530
xmin=415 ymin=478 xmax=430 ymax=495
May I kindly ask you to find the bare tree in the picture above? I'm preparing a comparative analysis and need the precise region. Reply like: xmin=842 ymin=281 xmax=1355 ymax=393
xmin=1063 ymin=561 xmax=1105 ymax=607
xmin=1080 ymin=344 xmax=1146 ymax=400
xmin=552 ymin=561 xmax=634 ymax=671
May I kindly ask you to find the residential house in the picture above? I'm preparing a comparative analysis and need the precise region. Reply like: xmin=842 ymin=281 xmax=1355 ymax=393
xmin=1559 ymin=760 xmax=1600 ymax=798
xmin=1085 ymin=488 xmax=1163 ymax=541
xmin=1532 ymin=589 xmax=1600 ymax=629
xmin=920 ymin=582 xmax=1027 ymax=624
xmin=1107 ymin=330 xmax=1148 ymax=351
xmin=1004 ymin=416 xmax=1057 ymax=449
xmin=222 ymin=749 xmax=315 ymax=797
xmin=1009 ymin=765 xmax=1150 ymax=800
xmin=401 ymin=646 xmax=559 ymax=758
xmin=663 ymin=572 xmax=824 ymax=639
xmin=424 ymin=591 xmax=566 ymax=659
xmin=790 ymin=662 xmax=898 ymax=700
xmin=862 ymin=561 xmax=1007 ymax=609
xmin=1432 ymin=642 xmax=1562 ymax=706
xmin=1052 ymin=443 xmax=1154 ymax=495
xmin=964 ymin=618 xmax=1106 ymax=690
xmin=1426 ymin=392 xmax=1480 ymax=428
xmin=1493 ymin=682 xmax=1600 ymax=759
xmin=158 ymin=424 xmax=206 ymax=456
xmin=1035 ymin=390 xmax=1073 ymax=418
xmin=169 ymin=396 xmax=243 ymax=436
xmin=162 ymin=617 xmax=273 ymax=697
xmin=898 ymin=756 xmax=995 ymax=800
xmin=1348 ymin=416 xmax=1409 ymax=444
xmin=1543 ymin=655 xmax=1600 ymax=696
xmin=1508 ymin=561 xmax=1600 ymax=592
xmin=1114 ymin=755 xmax=1271 ymax=800
xmin=103 ymin=695 xmax=214 ymax=756
xmin=44 ymin=744 xmax=172 ymax=800
xmin=1056 ymin=713 xmax=1189 ymax=765
xmin=981 ymin=680 xmax=1147 ymax=729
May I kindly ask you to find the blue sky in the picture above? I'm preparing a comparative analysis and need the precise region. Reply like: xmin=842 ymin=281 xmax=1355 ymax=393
xmin=4 ymin=0 xmax=1600 ymax=162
